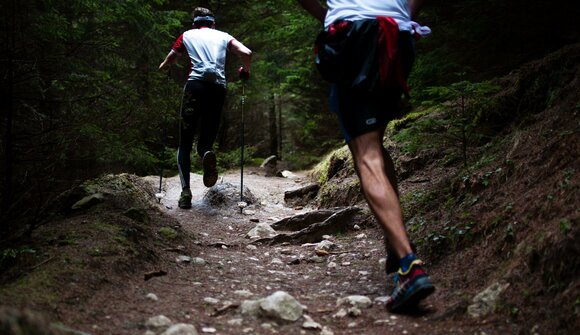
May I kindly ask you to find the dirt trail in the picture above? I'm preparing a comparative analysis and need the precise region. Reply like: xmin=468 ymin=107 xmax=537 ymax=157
xmin=112 ymin=169 xmax=500 ymax=335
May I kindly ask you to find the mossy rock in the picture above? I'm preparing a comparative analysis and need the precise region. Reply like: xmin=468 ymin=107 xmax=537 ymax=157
xmin=71 ymin=193 xmax=105 ymax=211
xmin=123 ymin=207 xmax=150 ymax=224
xmin=158 ymin=227 xmax=178 ymax=239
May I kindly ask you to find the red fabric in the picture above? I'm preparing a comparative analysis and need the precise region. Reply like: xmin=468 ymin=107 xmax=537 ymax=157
xmin=377 ymin=17 xmax=408 ymax=94
xmin=171 ymin=34 xmax=185 ymax=53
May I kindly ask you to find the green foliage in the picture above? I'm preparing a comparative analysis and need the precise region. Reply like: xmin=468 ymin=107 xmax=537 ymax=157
xmin=0 ymin=0 xmax=187 ymax=231
xmin=158 ymin=227 xmax=178 ymax=239
xmin=559 ymin=219 xmax=572 ymax=236
xmin=216 ymin=146 xmax=257 ymax=171
xmin=423 ymin=77 xmax=499 ymax=165
xmin=0 ymin=247 xmax=36 ymax=273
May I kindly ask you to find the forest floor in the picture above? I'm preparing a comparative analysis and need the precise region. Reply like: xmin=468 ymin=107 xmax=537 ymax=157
xmin=1 ymin=45 xmax=579 ymax=335
xmin=0 ymin=165 xmax=560 ymax=335
xmin=130 ymin=167 xmax=533 ymax=335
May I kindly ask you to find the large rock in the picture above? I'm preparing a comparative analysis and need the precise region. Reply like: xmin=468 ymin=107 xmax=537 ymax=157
xmin=0 ymin=307 xmax=61 ymax=335
xmin=284 ymin=183 xmax=320 ymax=207
xmin=260 ymin=155 xmax=278 ymax=176
xmin=259 ymin=291 xmax=306 ymax=322
xmin=467 ymin=281 xmax=510 ymax=318
xmin=146 ymin=315 xmax=173 ymax=330
xmin=241 ymin=291 xmax=306 ymax=323
xmin=201 ymin=182 xmax=257 ymax=209
xmin=246 ymin=223 xmax=277 ymax=239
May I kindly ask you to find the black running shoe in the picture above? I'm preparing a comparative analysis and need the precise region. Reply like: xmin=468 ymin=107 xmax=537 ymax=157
xmin=202 ymin=151 xmax=218 ymax=187
xmin=178 ymin=189 xmax=192 ymax=209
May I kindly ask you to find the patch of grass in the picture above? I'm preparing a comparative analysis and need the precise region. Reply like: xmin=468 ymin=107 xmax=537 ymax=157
xmin=87 ymin=247 xmax=103 ymax=257
xmin=0 ymin=266 xmax=61 ymax=307
xmin=387 ymin=106 xmax=437 ymax=132
xmin=0 ymin=247 xmax=36 ymax=272
xmin=158 ymin=227 xmax=178 ymax=239
xmin=559 ymin=219 xmax=572 ymax=235
xmin=91 ymin=222 xmax=120 ymax=235
xmin=401 ymin=189 xmax=438 ymax=217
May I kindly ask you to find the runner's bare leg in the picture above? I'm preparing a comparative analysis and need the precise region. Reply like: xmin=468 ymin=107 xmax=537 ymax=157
xmin=348 ymin=129 xmax=412 ymax=258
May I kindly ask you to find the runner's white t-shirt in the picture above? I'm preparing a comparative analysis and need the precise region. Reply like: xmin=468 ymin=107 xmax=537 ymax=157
xmin=324 ymin=0 xmax=412 ymax=31
xmin=172 ymin=27 xmax=234 ymax=86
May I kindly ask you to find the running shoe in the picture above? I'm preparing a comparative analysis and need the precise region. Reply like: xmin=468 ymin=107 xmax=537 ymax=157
xmin=202 ymin=151 xmax=218 ymax=187
xmin=178 ymin=188 xmax=192 ymax=209
xmin=385 ymin=260 xmax=435 ymax=312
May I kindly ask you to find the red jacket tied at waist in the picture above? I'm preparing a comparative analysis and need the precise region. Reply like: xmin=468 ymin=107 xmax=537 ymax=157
xmin=377 ymin=16 xmax=409 ymax=94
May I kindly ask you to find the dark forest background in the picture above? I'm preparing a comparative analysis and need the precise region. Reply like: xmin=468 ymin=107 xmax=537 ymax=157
xmin=1 ymin=0 xmax=578 ymax=238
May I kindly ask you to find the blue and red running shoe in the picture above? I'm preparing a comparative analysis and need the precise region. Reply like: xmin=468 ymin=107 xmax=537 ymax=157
xmin=385 ymin=260 xmax=435 ymax=312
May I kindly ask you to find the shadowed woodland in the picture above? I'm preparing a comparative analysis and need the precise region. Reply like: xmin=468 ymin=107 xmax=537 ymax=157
xmin=0 ymin=1 xmax=578 ymax=334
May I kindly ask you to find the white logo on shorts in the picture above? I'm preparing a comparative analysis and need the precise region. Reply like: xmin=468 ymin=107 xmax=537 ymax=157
xmin=366 ymin=118 xmax=377 ymax=125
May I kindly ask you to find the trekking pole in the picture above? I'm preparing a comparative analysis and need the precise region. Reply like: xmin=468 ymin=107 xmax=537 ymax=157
xmin=240 ymin=82 xmax=245 ymax=204
xmin=157 ymin=119 xmax=166 ymax=203
xmin=155 ymin=70 xmax=172 ymax=204
xmin=237 ymin=68 xmax=250 ymax=213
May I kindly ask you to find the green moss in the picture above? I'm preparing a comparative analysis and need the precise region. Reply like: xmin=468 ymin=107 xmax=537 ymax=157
xmin=311 ymin=145 xmax=351 ymax=185
xmin=123 ymin=207 xmax=150 ymax=224
xmin=1 ymin=266 xmax=61 ymax=306
xmin=158 ymin=227 xmax=178 ymax=239
xmin=91 ymin=222 xmax=119 ymax=234
xmin=387 ymin=106 xmax=438 ymax=133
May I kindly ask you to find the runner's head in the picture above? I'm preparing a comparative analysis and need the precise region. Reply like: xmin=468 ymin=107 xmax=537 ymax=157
xmin=192 ymin=7 xmax=216 ymax=28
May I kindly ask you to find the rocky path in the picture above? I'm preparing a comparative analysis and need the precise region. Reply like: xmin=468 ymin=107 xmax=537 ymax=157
xmin=127 ymin=169 xmax=445 ymax=335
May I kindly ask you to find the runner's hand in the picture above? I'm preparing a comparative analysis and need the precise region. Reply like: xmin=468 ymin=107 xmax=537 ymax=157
xmin=238 ymin=67 xmax=250 ymax=81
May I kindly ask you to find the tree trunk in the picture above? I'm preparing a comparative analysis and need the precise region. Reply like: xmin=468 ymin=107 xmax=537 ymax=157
xmin=268 ymin=92 xmax=278 ymax=157
xmin=277 ymin=93 xmax=283 ymax=160
xmin=1 ymin=0 xmax=16 ymax=227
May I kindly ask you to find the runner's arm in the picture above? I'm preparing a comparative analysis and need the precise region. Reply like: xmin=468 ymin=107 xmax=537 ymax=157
xmin=159 ymin=50 xmax=180 ymax=71
xmin=409 ymin=0 xmax=425 ymax=20
xmin=229 ymin=39 xmax=252 ymax=70
xmin=296 ymin=0 xmax=326 ymax=24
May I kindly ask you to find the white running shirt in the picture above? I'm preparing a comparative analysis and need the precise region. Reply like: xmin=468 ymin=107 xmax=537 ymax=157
xmin=172 ymin=27 xmax=234 ymax=86
xmin=324 ymin=0 xmax=412 ymax=31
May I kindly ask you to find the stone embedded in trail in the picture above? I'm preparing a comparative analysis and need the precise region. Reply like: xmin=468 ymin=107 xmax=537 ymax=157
xmin=146 ymin=315 xmax=172 ymax=330
xmin=259 ymin=291 xmax=306 ymax=322
xmin=316 ymin=240 xmax=337 ymax=251
xmin=468 ymin=281 xmax=510 ymax=318
xmin=302 ymin=315 xmax=322 ymax=330
xmin=241 ymin=291 xmax=306 ymax=323
xmin=246 ymin=222 xmax=277 ymax=239
xmin=227 ymin=318 xmax=243 ymax=326
xmin=160 ymin=323 xmax=198 ymax=335
xmin=271 ymin=209 xmax=335 ymax=231
xmin=321 ymin=326 xmax=335 ymax=335
xmin=253 ymin=207 xmax=364 ymax=245
xmin=176 ymin=255 xmax=192 ymax=263
xmin=201 ymin=182 xmax=257 ymax=209
xmin=234 ymin=290 xmax=254 ymax=298
xmin=337 ymin=295 xmax=373 ymax=309
xmin=283 ymin=183 xmax=320 ymax=207
xmin=241 ymin=299 xmax=262 ymax=318
xmin=146 ymin=293 xmax=159 ymax=302
xmin=203 ymin=297 xmax=220 ymax=305
xmin=374 ymin=296 xmax=389 ymax=304
xmin=192 ymin=257 xmax=207 ymax=265
xmin=278 ymin=170 xmax=298 ymax=179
